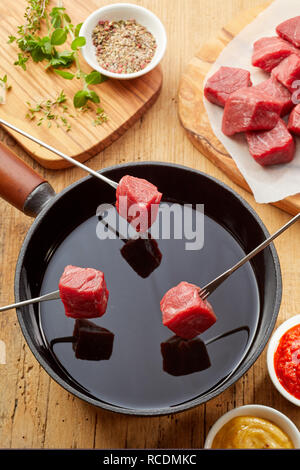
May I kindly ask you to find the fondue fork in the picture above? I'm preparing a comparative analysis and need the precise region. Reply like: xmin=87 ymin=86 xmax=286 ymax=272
xmin=199 ymin=212 xmax=300 ymax=301
xmin=0 ymin=118 xmax=118 ymax=190
xmin=0 ymin=290 xmax=60 ymax=313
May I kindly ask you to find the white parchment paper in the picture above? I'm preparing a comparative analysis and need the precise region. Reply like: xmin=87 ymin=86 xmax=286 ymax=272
xmin=203 ymin=0 xmax=300 ymax=203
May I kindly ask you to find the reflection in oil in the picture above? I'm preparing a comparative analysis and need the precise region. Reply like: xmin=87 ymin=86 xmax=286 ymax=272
xmin=161 ymin=326 xmax=250 ymax=377
xmin=73 ymin=319 xmax=114 ymax=361
xmin=98 ymin=216 xmax=162 ymax=278
xmin=50 ymin=319 xmax=114 ymax=361
xmin=120 ymin=236 xmax=162 ymax=278
xmin=161 ymin=336 xmax=211 ymax=376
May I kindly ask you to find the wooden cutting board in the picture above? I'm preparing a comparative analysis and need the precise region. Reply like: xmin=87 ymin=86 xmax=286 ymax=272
xmin=178 ymin=1 xmax=300 ymax=216
xmin=0 ymin=0 xmax=162 ymax=169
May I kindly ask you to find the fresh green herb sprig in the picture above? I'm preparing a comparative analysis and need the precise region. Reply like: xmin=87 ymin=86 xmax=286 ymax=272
xmin=93 ymin=107 xmax=108 ymax=126
xmin=8 ymin=0 xmax=48 ymax=43
xmin=23 ymin=0 xmax=48 ymax=32
xmin=26 ymin=90 xmax=72 ymax=130
xmin=10 ymin=3 xmax=75 ymax=72
xmin=10 ymin=1 xmax=108 ymax=113
xmin=0 ymin=75 xmax=11 ymax=91
xmin=9 ymin=0 xmax=50 ymax=65
xmin=0 ymin=74 xmax=12 ymax=104
xmin=51 ymin=9 xmax=108 ymax=108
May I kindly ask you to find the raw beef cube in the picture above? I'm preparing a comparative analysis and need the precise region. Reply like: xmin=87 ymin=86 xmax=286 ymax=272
xmin=204 ymin=66 xmax=252 ymax=107
xmin=160 ymin=336 xmax=211 ymax=376
xmin=73 ymin=319 xmax=114 ymax=361
xmin=253 ymin=76 xmax=294 ymax=116
xmin=288 ymin=103 xmax=300 ymax=135
xmin=116 ymin=175 xmax=162 ymax=233
xmin=272 ymin=54 xmax=300 ymax=93
xmin=252 ymin=37 xmax=299 ymax=73
xmin=276 ymin=16 xmax=300 ymax=48
xmin=246 ymin=119 xmax=295 ymax=166
xmin=120 ymin=235 xmax=162 ymax=278
xmin=160 ymin=281 xmax=217 ymax=340
xmin=59 ymin=265 xmax=109 ymax=319
xmin=222 ymin=87 xmax=283 ymax=136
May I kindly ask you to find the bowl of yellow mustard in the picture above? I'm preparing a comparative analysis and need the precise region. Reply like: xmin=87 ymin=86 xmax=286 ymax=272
xmin=204 ymin=405 xmax=300 ymax=449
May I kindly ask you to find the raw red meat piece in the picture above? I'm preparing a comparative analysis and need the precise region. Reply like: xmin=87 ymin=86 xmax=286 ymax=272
xmin=272 ymin=54 xmax=300 ymax=93
xmin=276 ymin=16 xmax=300 ymax=48
xmin=222 ymin=87 xmax=283 ymax=136
xmin=246 ymin=119 xmax=295 ymax=166
xmin=160 ymin=281 xmax=217 ymax=340
xmin=204 ymin=66 xmax=252 ymax=107
xmin=254 ymin=76 xmax=294 ymax=116
xmin=252 ymin=37 xmax=299 ymax=73
xmin=288 ymin=103 xmax=300 ymax=135
xmin=59 ymin=265 xmax=109 ymax=319
xmin=116 ymin=175 xmax=162 ymax=233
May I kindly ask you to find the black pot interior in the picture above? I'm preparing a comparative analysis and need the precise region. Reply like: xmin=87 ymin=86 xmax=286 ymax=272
xmin=15 ymin=163 xmax=281 ymax=415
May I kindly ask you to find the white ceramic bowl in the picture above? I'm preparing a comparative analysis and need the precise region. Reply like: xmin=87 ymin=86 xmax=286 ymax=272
xmin=267 ymin=314 xmax=300 ymax=407
xmin=204 ymin=404 xmax=300 ymax=449
xmin=80 ymin=3 xmax=167 ymax=80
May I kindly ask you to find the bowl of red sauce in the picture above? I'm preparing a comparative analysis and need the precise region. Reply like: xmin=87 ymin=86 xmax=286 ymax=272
xmin=267 ymin=315 xmax=300 ymax=406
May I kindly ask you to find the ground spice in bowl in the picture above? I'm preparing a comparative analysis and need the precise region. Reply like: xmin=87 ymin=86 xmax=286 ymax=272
xmin=92 ymin=19 xmax=157 ymax=74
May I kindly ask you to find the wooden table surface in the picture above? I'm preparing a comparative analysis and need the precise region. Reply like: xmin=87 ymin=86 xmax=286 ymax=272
xmin=0 ymin=0 xmax=299 ymax=449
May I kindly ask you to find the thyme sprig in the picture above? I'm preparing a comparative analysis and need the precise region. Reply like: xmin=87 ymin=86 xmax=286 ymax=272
xmin=8 ymin=0 xmax=48 ymax=43
xmin=93 ymin=107 xmax=108 ymax=126
xmin=25 ymin=90 xmax=72 ymax=130
xmin=0 ymin=75 xmax=12 ymax=104
xmin=0 ymin=75 xmax=11 ymax=91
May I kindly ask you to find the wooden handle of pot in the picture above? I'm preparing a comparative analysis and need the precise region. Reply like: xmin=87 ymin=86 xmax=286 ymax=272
xmin=0 ymin=141 xmax=47 ymax=212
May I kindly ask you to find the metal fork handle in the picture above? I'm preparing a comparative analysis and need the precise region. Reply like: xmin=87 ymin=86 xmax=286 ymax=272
xmin=201 ymin=212 xmax=300 ymax=300
xmin=0 ymin=118 xmax=118 ymax=190
xmin=0 ymin=290 xmax=60 ymax=313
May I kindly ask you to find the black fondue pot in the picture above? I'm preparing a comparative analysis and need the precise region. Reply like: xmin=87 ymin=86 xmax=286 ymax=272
xmin=0 ymin=145 xmax=281 ymax=415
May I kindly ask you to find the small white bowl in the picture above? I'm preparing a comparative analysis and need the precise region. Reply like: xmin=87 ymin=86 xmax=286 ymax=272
xmin=204 ymin=405 xmax=300 ymax=449
xmin=80 ymin=3 xmax=167 ymax=80
xmin=267 ymin=314 xmax=300 ymax=407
